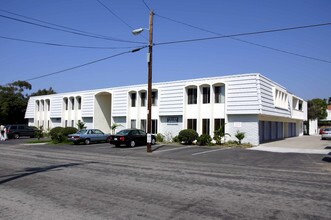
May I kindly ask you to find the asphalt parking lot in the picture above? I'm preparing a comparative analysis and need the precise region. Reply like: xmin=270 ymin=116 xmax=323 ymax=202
xmin=2 ymin=136 xmax=330 ymax=172
xmin=1 ymin=137 xmax=331 ymax=219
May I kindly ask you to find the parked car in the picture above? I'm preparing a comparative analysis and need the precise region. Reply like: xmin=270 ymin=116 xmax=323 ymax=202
xmin=109 ymin=129 xmax=156 ymax=147
xmin=67 ymin=129 xmax=110 ymax=145
xmin=321 ymin=128 xmax=331 ymax=140
xmin=5 ymin=124 xmax=38 ymax=139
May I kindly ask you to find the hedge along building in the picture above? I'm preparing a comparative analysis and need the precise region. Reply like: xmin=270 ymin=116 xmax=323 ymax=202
xmin=25 ymin=73 xmax=307 ymax=145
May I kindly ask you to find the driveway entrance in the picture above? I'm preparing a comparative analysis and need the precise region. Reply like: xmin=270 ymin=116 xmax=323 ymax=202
xmin=251 ymin=135 xmax=331 ymax=154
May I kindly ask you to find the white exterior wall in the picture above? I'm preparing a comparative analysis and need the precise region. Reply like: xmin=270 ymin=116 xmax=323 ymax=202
xmin=227 ymin=115 xmax=259 ymax=145
xmin=25 ymin=73 xmax=307 ymax=145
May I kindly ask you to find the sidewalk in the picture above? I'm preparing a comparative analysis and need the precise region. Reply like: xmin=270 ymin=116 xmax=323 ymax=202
xmin=250 ymin=135 xmax=331 ymax=154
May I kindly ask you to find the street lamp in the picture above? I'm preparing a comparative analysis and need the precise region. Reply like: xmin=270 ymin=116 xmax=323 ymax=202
xmin=132 ymin=10 xmax=154 ymax=153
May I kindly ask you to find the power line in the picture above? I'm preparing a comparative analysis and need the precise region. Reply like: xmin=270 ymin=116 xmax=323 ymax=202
xmin=155 ymin=22 xmax=331 ymax=46
xmin=142 ymin=0 xmax=152 ymax=12
xmin=0 ymin=35 xmax=144 ymax=50
xmin=95 ymin=0 xmax=148 ymax=41
xmin=23 ymin=46 xmax=147 ymax=82
xmin=0 ymin=13 xmax=145 ymax=44
xmin=96 ymin=0 xmax=134 ymax=29
xmin=156 ymin=14 xmax=331 ymax=64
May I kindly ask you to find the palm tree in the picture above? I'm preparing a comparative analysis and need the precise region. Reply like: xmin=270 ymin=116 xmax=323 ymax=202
xmin=111 ymin=123 xmax=122 ymax=134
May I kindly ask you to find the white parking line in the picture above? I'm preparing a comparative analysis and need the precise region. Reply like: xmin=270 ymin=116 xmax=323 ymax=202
xmin=192 ymin=148 xmax=230 ymax=156
xmin=153 ymin=145 xmax=197 ymax=153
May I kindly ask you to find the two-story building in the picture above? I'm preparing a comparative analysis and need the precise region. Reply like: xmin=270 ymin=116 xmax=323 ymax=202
xmin=25 ymin=73 xmax=307 ymax=145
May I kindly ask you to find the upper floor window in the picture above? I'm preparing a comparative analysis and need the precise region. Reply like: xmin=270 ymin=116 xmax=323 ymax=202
xmin=274 ymin=88 xmax=288 ymax=109
xmin=46 ymin=99 xmax=50 ymax=111
xmin=131 ymin=92 xmax=137 ymax=107
xmin=152 ymin=91 xmax=157 ymax=106
xmin=36 ymin=100 xmax=40 ymax=111
xmin=77 ymin=97 xmax=81 ymax=110
xmin=70 ymin=97 xmax=74 ymax=110
xmin=214 ymin=85 xmax=225 ymax=103
xmin=187 ymin=119 xmax=197 ymax=131
xmin=64 ymin=98 xmax=68 ymax=110
xmin=187 ymin=88 xmax=197 ymax=104
xmin=202 ymin=87 xmax=210 ymax=104
xmin=140 ymin=92 xmax=146 ymax=107
xmin=41 ymin=100 xmax=44 ymax=111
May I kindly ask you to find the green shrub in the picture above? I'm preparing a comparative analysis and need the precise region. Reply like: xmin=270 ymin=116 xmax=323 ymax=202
xmin=172 ymin=135 xmax=179 ymax=143
xmin=156 ymin=133 xmax=165 ymax=142
xmin=49 ymin=127 xmax=65 ymax=144
xmin=235 ymin=130 xmax=245 ymax=145
xmin=62 ymin=127 xmax=78 ymax=136
xmin=178 ymin=129 xmax=198 ymax=145
xmin=197 ymin=134 xmax=212 ymax=146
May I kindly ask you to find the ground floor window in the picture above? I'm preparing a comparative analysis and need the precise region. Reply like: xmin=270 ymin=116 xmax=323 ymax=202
xmin=71 ymin=120 xmax=74 ymax=127
xmin=152 ymin=119 xmax=158 ymax=134
xmin=65 ymin=120 xmax=68 ymax=127
xmin=202 ymin=119 xmax=210 ymax=134
xmin=131 ymin=120 xmax=136 ymax=129
xmin=141 ymin=119 xmax=146 ymax=131
xmin=214 ymin=118 xmax=225 ymax=131
xmin=187 ymin=119 xmax=197 ymax=131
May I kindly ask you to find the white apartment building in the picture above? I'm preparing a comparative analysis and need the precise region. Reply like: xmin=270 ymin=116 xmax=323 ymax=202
xmin=25 ymin=73 xmax=307 ymax=145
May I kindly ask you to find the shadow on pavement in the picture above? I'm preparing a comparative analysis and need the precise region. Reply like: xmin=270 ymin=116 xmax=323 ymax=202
xmin=0 ymin=162 xmax=98 ymax=185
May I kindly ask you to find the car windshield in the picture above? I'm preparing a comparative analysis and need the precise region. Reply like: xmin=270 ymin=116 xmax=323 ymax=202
xmin=77 ymin=130 xmax=88 ymax=134
xmin=116 ymin=130 xmax=130 ymax=135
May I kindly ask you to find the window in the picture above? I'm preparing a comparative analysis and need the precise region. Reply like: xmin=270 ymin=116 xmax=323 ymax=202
xmin=274 ymin=88 xmax=288 ymax=109
xmin=41 ymin=100 xmax=44 ymax=111
xmin=152 ymin=91 xmax=157 ymax=106
xmin=36 ymin=101 xmax=40 ymax=111
xmin=187 ymin=88 xmax=197 ymax=104
xmin=214 ymin=86 xmax=225 ymax=103
xmin=131 ymin=93 xmax=136 ymax=107
xmin=46 ymin=100 xmax=50 ymax=111
xmin=65 ymin=120 xmax=68 ymax=127
xmin=140 ymin=92 xmax=146 ymax=107
xmin=77 ymin=97 xmax=81 ymax=110
xmin=214 ymin=118 xmax=225 ymax=131
xmin=70 ymin=97 xmax=74 ymax=110
xmin=298 ymin=100 xmax=303 ymax=111
xmin=131 ymin=119 xmax=136 ymax=128
xmin=152 ymin=119 xmax=158 ymax=134
xmin=141 ymin=119 xmax=146 ymax=131
xmin=64 ymin=98 xmax=68 ymax=110
xmin=47 ymin=120 xmax=50 ymax=129
xmin=202 ymin=119 xmax=210 ymax=134
xmin=71 ymin=120 xmax=74 ymax=127
xmin=202 ymin=87 xmax=210 ymax=104
xmin=187 ymin=119 xmax=197 ymax=131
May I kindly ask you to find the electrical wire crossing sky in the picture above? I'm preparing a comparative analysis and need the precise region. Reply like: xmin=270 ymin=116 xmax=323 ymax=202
xmin=0 ymin=0 xmax=330 ymax=100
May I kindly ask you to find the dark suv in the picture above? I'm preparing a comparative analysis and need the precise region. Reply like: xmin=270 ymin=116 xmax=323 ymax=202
xmin=5 ymin=124 xmax=37 ymax=139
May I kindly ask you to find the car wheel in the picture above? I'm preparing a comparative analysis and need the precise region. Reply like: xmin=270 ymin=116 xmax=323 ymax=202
xmin=151 ymin=138 xmax=156 ymax=145
xmin=115 ymin=144 xmax=120 ymax=147
xmin=321 ymin=138 xmax=326 ymax=140
xmin=84 ymin=139 xmax=91 ymax=145
xmin=129 ymin=140 xmax=136 ymax=148
xmin=14 ymin=133 xmax=20 ymax=139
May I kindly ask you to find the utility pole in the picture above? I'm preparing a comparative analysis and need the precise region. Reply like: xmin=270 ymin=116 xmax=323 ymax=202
xmin=147 ymin=10 xmax=154 ymax=153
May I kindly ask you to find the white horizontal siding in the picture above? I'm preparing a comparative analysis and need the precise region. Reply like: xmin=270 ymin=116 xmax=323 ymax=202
xmin=159 ymin=84 xmax=184 ymax=115
xmin=259 ymin=75 xmax=291 ymax=117
xmin=112 ymin=90 xmax=128 ymax=116
xmin=50 ymin=96 xmax=63 ymax=118
xmin=226 ymin=75 xmax=260 ymax=114
xmin=24 ymin=98 xmax=35 ymax=119
xmin=81 ymin=93 xmax=94 ymax=117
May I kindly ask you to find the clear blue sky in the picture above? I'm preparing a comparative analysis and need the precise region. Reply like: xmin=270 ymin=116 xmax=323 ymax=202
xmin=1 ymin=0 xmax=330 ymax=100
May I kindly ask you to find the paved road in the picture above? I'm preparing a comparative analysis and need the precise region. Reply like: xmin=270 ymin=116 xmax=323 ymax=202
xmin=0 ymin=141 xmax=331 ymax=219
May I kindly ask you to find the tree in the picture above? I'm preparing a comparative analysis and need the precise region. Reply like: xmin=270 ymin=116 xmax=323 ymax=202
xmin=30 ymin=87 xmax=56 ymax=96
xmin=307 ymin=98 xmax=327 ymax=120
xmin=0 ymin=81 xmax=32 ymax=124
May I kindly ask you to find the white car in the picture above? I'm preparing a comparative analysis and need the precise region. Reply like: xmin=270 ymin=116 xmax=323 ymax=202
xmin=321 ymin=128 xmax=331 ymax=140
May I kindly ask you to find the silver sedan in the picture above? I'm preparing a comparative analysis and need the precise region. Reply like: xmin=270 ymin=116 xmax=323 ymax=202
xmin=68 ymin=129 xmax=110 ymax=145
xmin=321 ymin=128 xmax=331 ymax=140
